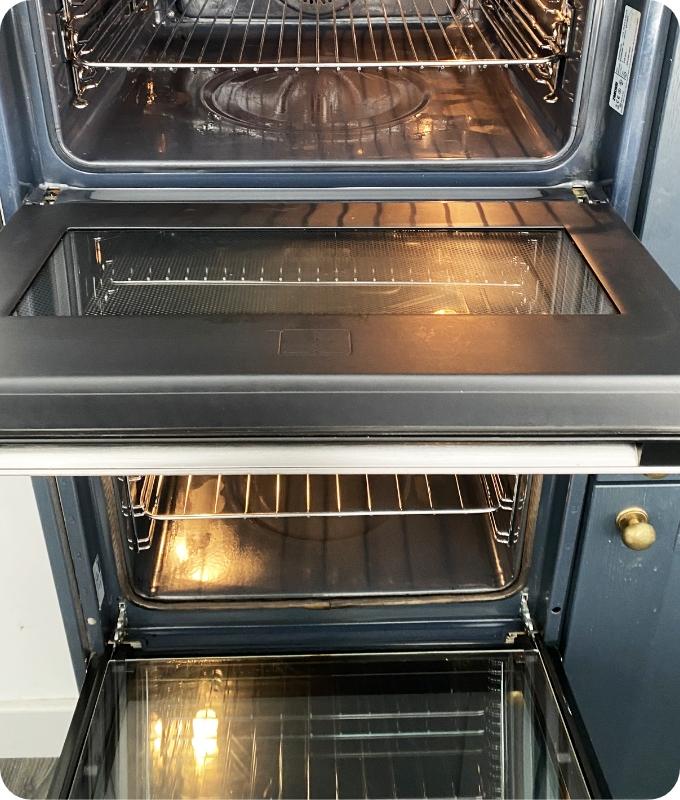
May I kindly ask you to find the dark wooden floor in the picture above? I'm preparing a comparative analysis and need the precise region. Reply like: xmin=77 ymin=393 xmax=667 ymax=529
xmin=0 ymin=759 xmax=57 ymax=799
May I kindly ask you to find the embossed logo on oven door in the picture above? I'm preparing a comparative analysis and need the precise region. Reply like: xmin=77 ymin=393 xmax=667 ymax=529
xmin=278 ymin=329 xmax=352 ymax=356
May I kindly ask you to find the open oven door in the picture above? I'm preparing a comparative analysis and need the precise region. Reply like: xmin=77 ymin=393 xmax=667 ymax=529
xmin=0 ymin=195 xmax=680 ymax=452
xmin=47 ymin=632 xmax=608 ymax=799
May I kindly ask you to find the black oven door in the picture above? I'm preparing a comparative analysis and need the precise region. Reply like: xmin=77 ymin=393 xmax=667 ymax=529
xmin=49 ymin=641 xmax=605 ymax=799
xmin=0 ymin=196 xmax=680 ymax=440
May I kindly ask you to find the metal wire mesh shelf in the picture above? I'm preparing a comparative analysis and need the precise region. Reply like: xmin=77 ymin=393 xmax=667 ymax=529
xmin=60 ymin=0 xmax=573 ymax=105
xmin=123 ymin=473 xmax=527 ymax=549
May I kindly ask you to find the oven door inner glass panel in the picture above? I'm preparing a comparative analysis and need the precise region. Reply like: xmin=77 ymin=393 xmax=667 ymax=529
xmin=69 ymin=652 xmax=589 ymax=799
xmin=14 ymin=229 xmax=616 ymax=316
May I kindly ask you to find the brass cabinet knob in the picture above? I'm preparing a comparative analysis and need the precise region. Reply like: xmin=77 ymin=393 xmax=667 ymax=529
xmin=616 ymin=507 xmax=657 ymax=551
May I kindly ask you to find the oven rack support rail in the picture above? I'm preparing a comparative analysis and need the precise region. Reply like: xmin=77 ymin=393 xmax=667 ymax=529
xmin=120 ymin=473 xmax=529 ymax=551
xmin=58 ymin=0 xmax=574 ymax=106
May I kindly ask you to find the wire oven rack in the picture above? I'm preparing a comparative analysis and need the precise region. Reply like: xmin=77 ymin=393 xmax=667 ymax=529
xmin=59 ymin=0 xmax=573 ymax=105
xmin=122 ymin=473 xmax=528 ymax=549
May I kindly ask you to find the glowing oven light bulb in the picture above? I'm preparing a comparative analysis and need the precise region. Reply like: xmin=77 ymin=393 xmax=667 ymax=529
xmin=192 ymin=708 xmax=219 ymax=769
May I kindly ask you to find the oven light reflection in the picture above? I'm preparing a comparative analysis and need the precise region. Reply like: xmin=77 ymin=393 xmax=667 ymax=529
xmin=152 ymin=518 xmax=266 ymax=594
xmin=190 ymin=565 xmax=222 ymax=583
xmin=174 ymin=538 xmax=190 ymax=563
xmin=145 ymin=79 xmax=156 ymax=106
xmin=150 ymin=716 xmax=163 ymax=757
xmin=192 ymin=708 xmax=219 ymax=769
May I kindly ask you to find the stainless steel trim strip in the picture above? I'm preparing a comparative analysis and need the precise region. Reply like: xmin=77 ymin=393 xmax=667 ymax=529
xmin=0 ymin=442 xmax=641 ymax=475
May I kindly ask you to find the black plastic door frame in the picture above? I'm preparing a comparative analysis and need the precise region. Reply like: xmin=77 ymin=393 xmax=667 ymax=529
xmin=1 ymin=198 xmax=680 ymax=438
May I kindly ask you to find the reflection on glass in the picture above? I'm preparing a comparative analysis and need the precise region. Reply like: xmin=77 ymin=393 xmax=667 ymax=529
xmin=150 ymin=717 xmax=163 ymax=755
xmin=192 ymin=709 xmax=219 ymax=770
xmin=14 ymin=229 xmax=616 ymax=317
xmin=70 ymin=652 xmax=590 ymax=799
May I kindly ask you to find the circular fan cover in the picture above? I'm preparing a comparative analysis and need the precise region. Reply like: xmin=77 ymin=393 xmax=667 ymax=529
xmin=202 ymin=69 xmax=428 ymax=138
xmin=277 ymin=0 xmax=351 ymax=17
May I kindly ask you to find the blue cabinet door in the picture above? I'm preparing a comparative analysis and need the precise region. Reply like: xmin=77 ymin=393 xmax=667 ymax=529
xmin=564 ymin=481 xmax=680 ymax=799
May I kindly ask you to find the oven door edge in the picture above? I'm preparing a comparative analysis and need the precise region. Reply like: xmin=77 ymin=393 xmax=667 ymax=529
xmin=535 ymin=638 xmax=612 ymax=800
xmin=47 ymin=648 xmax=111 ymax=800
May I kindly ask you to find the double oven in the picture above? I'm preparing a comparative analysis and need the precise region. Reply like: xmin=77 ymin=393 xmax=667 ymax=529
xmin=0 ymin=0 xmax=679 ymax=796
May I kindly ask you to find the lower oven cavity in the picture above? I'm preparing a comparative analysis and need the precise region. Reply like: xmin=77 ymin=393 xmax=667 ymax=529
xmin=117 ymin=473 xmax=533 ymax=601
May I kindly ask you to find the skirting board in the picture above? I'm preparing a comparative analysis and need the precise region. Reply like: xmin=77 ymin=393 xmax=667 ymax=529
xmin=0 ymin=700 xmax=76 ymax=759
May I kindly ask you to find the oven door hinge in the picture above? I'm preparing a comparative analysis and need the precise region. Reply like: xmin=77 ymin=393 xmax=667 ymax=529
xmin=41 ymin=186 xmax=62 ymax=205
xmin=27 ymin=185 xmax=63 ymax=206
xmin=505 ymin=590 xmax=538 ymax=645
xmin=110 ymin=600 xmax=128 ymax=648
xmin=108 ymin=600 xmax=143 ymax=651
xmin=520 ymin=590 xmax=537 ymax=641
xmin=571 ymin=185 xmax=609 ymax=206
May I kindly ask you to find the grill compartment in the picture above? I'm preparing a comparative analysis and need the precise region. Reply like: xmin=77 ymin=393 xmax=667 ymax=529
xmin=29 ymin=0 xmax=588 ymax=164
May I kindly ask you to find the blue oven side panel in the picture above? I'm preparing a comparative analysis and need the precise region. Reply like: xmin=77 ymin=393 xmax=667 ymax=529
xmin=0 ymin=7 xmax=38 ymax=221
xmin=563 ymin=478 xmax=680 ymax=799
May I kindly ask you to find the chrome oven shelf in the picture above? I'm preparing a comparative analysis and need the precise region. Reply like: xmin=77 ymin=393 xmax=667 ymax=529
xmin=122 ymin=473 xmax=529 ymax=559
xmin=59 ymin=0 xmax=573 ymax=105
xmin=126 ymin=473 xmax=526 ymax=521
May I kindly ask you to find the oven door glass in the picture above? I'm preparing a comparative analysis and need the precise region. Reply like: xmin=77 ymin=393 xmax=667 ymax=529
xmin=14 ymin=228 xmax=616 ymax=317
xmin=66 ymin=650 xmax=590 ymax=799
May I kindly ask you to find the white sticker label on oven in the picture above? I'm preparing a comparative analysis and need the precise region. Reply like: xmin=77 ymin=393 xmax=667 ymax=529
xmin=609 ymin=6 xmax=641 ymax=115
xmin=92 ymin=555 xmax=105 ymax=610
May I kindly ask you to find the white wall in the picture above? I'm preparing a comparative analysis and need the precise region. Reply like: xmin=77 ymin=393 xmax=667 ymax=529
xmin=0 ymin=477 xmax=78 ymax=758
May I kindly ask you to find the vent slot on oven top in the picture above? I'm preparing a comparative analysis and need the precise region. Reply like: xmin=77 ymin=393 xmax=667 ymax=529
xmin=115 ymin=473 xmax=533 ymax=602
xmin=57 ymin=0 xmax=574 ymax=107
